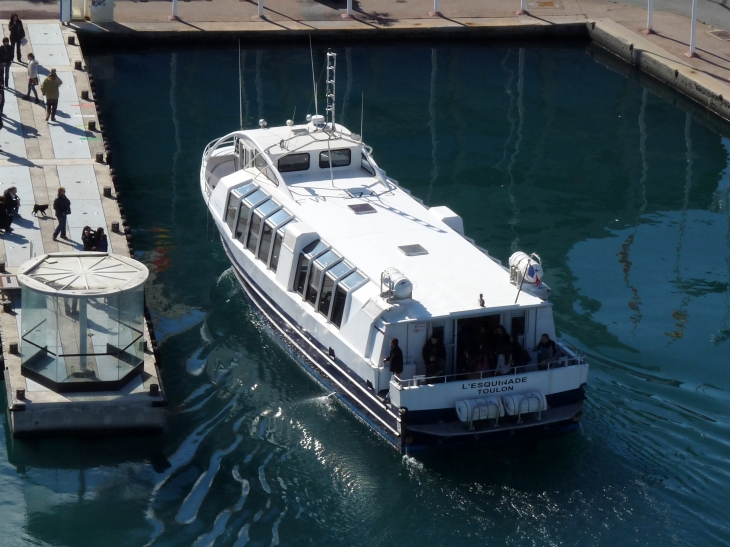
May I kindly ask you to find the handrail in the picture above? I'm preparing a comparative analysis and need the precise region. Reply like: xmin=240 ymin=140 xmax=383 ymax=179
xmin=396 ymin=353 xmax=587 ymax=388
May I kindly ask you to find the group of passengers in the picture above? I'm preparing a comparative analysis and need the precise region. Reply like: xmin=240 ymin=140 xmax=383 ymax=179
xmin=453 ymin=323 xmax=527 ymax=378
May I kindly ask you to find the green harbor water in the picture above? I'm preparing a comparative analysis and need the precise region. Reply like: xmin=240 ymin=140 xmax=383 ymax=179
xmin=1 ymin=41 xmax=730 ymax=546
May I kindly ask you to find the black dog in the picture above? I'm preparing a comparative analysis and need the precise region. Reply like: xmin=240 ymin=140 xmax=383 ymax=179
xmin=32 ymin=204 xmax=49 ymax=217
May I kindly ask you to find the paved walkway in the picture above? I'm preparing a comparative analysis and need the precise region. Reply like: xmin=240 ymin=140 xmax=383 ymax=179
xmin=0 ymin=22 xmax=125 ymax=272
xmin=2 ymin=1 xmax=730 ymax=97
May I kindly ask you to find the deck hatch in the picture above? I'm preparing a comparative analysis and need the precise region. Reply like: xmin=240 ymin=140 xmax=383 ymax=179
xmin=398 ymin=244 xmax=429 ymax=256
xmin=348 ymin=203 xmax=377 ymax=215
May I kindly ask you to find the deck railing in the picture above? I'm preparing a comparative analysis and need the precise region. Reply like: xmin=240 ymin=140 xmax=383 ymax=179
xmin=396 ymin=342 xmax=587 ymax=389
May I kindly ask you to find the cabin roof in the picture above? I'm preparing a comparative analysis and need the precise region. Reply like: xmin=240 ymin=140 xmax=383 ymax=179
xmin=230 ymin=124 xmax=546 ymax=318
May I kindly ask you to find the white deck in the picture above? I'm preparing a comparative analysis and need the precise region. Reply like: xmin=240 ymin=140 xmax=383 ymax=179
xmin=214 ymin=123 xmax=545 ymax=319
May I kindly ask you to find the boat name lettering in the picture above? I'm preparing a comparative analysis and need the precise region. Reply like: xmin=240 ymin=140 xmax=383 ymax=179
xmin=462 ymin=377 xmax=528 ymax=390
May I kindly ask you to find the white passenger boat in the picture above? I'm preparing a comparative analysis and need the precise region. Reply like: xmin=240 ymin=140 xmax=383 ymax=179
xmin=200 ymin=53 xmax=588 ymax=451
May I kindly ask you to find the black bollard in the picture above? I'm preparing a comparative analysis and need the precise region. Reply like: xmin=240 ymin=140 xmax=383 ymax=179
xmin=103 ymin=186 xmax=112 ymax=198
xmin=88 ymin=120 xmax=96 ymax=131
xmin=111 ymin=222 xmax=120 ymax=233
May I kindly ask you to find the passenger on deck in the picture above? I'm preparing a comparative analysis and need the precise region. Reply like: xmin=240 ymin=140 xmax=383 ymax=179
xmin=535 ymin=333 xmax=557 ymax=370
xmin=422 ymin=335 xmax=446 ymax=365
xmin=425 ymin=354 xmax=445 ymax=383
xmin=494 ymin=325 xmax=512 ymax=348
xmin=476 ymin=349 xmax=493 ymax=376
xmin=495 ymin=345 xmax=512 ymax=375
xmin=383 ymin=337 xmax=403 ymax=380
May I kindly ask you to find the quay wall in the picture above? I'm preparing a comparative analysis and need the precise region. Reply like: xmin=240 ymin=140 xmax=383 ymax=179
xmin=74 ymin=18 xmax=730 ymax=125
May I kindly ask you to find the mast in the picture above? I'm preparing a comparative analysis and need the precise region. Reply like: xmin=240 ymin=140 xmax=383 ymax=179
xmin=326 ymin=49 xmax=337 ymax=128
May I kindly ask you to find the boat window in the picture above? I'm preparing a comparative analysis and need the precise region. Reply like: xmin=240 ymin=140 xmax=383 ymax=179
xmin=294 ymin=240 xmax=322 ymax=295
xmin=305 ymin=250 xmax=341 ymax=306
xmin=247 ymin=200 xmax=279 ymax=254
xmin=361 ymin=153 xmax=375 ymax=176
xmin=330 ymin=271 xmax=366 ymax=328
xmin=320 ymin=149 xmax=351 ymax=168
xmin=318 ymin=261 xmax=351 ymax=318
xmin=269 ymin=225 xmax=289 ymax=272
xmin=225 ymin=193 xmax=239 ymax=232
xmin=236 ymin=189 xmax=268 ymax=243
xmin=278 ymin=153 xmax=310 ymax=173
xmin=244 ymin=188 xmax=268 ymax=206
xmin=253 ymin=153 xmax=268 ymax=172
xmin=236 ymin=203 xmax=251 ymax=241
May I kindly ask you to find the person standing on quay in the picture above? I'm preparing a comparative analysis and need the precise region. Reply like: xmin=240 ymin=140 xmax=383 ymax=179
xmin=40 ymin=69 xmax=62 ymax=122
xmin=9 ymin=14 xmax=25 ymax=63
xmin=53 ymin=187 xmax=71 ymax=241
xmin=25 ymin=53 xmax=39 ymax=103
xmin=0 ymin=38 xmax=12 ymax=87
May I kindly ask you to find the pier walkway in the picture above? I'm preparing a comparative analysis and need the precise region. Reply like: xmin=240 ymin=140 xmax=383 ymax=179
xmin=0 ymin=22 xmax=164 ymax=435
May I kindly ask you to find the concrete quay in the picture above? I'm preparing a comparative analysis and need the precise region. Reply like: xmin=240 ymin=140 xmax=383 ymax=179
xmin=0 ymin=22 xmax=165 ymax=437
xmin=64 ymin=0 xmax=730 ymax=125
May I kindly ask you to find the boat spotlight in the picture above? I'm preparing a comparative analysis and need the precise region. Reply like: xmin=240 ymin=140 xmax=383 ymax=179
xmin=286 ymin=119 xmax=294 ymax=127
xmin=306 ymin=114 xmax=312 ymax=122
xmin=259 ymin=119 xmax=268 ymax=128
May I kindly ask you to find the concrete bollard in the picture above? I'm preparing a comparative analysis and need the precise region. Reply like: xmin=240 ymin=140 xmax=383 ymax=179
xmin=95 ymin=153 xmax=104 ymax=163
xmin=111 ymin=222 xmax=120 ymax=233
xmin=103 ymin=186 xmax=112 ymax=198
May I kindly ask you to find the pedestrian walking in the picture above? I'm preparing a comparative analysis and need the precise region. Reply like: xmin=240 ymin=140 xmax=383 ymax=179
xmin=9 ymin=14 xmax=25 ymax=63
xmin=40 ymin=69 xmax=63 ymax=122
xmin=0 ymin=38 xmax=12 ymax=87
xmin=25 ymin=53 xmax=39 ymax=103
xmin=52 ymin=187 xmax=71 ymax=241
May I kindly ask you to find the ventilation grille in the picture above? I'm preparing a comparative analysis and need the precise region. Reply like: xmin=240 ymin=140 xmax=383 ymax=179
xmin=398 ymin=244 xmax=428 ymax=256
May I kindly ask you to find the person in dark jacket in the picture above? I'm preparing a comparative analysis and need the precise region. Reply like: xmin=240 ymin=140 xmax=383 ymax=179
xmin=383 ymin=338 xmax=404 ymax=379
xmin=93 ymin=227 xmax=108 ymax=252
xmin=0 ymin=38 xmax=12 ymax=87
xmin=9 ymin=14 xmax=25 ymax=63
xmin=53 ymin=187 xmax=71 ymax=241
xmin=3 ymin=186 xmax=19 ymax=215
xmin=81 ymin=226 xmax=94 ymax=250
xmin=534 ymin=333 xmax=558 ymax=370
xmin=422 ymin=335 xmax=446 ymax=379
xmin=0 ymin=197 xmax=14 ymax=233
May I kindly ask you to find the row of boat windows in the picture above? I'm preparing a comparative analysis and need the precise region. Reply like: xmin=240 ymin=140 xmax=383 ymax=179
xmin=224 ymin=183 xmax=367 ymax=329
xmin=294 ymin=240 xmax=366 ymax=328
xmin=225 ymin=182 xmax=292 ymax=274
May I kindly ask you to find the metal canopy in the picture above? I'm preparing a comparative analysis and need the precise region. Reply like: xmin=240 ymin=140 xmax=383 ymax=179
xmin=17 ymin=252 xmax=149 ymax=296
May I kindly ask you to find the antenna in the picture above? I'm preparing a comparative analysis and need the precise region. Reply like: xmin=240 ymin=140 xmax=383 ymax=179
xmin=309 ymin=35 xmax=318 ymax=116
xmin=326 ymin=49 xmax=337 ymax=129
xmin=238 ymin=40 xmax=243 ymax=130
xmin=360 ymin=91 xmax=364 ymax=142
